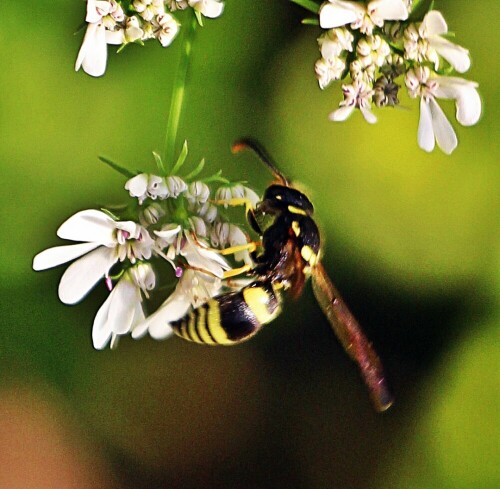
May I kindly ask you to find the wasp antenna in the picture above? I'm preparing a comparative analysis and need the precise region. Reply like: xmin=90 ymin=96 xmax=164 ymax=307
xmin=231 ymin=138 xmax=290 ymax=186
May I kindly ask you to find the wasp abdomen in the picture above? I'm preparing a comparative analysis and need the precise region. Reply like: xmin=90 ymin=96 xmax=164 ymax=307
xmin=171 ymin=282 xmax=281 ymax=345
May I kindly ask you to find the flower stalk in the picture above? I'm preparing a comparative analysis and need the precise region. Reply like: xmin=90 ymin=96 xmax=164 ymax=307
xmin=163 ymin=9 xmax=197 ymax=173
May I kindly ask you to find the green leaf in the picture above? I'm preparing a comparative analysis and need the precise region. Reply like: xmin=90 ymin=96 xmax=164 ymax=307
xmin=170 ymin=140 xmax=189 ymax=175
xmin=302 ymin=17 xmax=320 ymax=26
xmin=290 ymin=0 xmax=320 ymax=14
xmin=183 ymin=158 xmax=206 ymax=180
xmin=194 ymin=10 xmax=204 ymax=26
xmin=409 ymin=0 xmax=434 ymax=22
xmin=152 ymin=151 xmax=164 ymax=172
xmin=201 ymin=170 xmax=230 ymax=184
xmin=98 ymin=156 xmax=135 ymax=178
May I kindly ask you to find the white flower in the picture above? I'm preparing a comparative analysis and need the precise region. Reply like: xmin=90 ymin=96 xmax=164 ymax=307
xmin=131 ymin=268 xmax=222 ymax=340
xmin=167 ymin=0 xmax=189 ymax=11
xmin=125 ymin=174 xmax=171 ymax=203
xmin=155 ymin=13 xmax=180 ymax=47
xmin=75 ymin=0 xmax=124 ymax=77
xmin=180 ymin=232 xmax=230 ymax=278
xmin=329 ymin=79 xmax=377 ymax=124
xmin=33 ymin=210 xmax=153 ymax=304
xmin=188 ymin=0 xmax=224 ymax=18
xmin=315 ymin=57 xmax=346 ymax=89
xmin=356 ymin=35 xmax=390 ymax=68
xmin=405 ymin=66 xmax=481 ymax=154
xmin=185 ymin=181 xmax=210 ymax=204
xmin=93 ymin=263 xmax=155 ymax=349
xmin=404 ymin=11 xmax=470 ymax=73
xmin=165 ymin=175 xmax=188 ymax=197
xmin=133 ymin=0 xmax=165 ymax=22
xmin=318 ymin=27 xmax=354 ymax=60
xmin=319 ymin=0 xmax=408 ymax=35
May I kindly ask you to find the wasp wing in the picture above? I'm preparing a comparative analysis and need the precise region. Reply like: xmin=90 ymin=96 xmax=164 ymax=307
xmin=311 ymin=263 xmax=394 ymax=412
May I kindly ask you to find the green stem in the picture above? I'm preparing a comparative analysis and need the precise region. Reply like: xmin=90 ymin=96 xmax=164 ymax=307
xmin=163 ymin=10 xmax=197 ymax=173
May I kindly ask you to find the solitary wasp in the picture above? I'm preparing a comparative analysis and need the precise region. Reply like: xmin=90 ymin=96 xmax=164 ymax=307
xmin=171 ymin=139 xmax=393 ymax=412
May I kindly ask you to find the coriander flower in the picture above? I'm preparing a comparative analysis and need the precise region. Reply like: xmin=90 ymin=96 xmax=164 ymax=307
xmin=329 ymin=79 xmax=377 ymax=124
xmin=33 ymin=210 xmax=153 ymax=304
xmin=75 ymin=0 xmax=124 ymax=77
xmin=318 ymin=27 xmax=354 ymax=60
xmin=93 ymin=263 xmax=155 ymax=349
xmin=315 ymin=57 xmax=346 ymax=89
xmin=125 ymin=173 xmax=169 ymax=203
xmin=133 ymin=0 xmax=165 ymax=22
xmin=319 ymin=0 xmax=409 ymax=35
xmin=188 ymin=0 xmax=224 ymax=18
xmin=405 ymin=66 xmax=481 ymax=154
xmin=404 ymin=11 xmax=470 ymax=73
xmin=155 ymin=13 xmax=180 ymax=47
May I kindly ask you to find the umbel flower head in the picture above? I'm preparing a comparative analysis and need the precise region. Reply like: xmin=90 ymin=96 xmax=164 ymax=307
xmin=298 ymin=0 xmax=482 ymax=153
xmin=33 ymin=143 xmax=258 ymax=349
xmin=75 ymin=0 xmax=225 ymax=77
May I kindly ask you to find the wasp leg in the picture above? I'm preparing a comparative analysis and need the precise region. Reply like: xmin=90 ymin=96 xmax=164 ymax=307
xmin=211 ymin=197 xmax=255 ymax=214
xmin=217 ymin=242 xmax=259 ymax=256
xmin=223 ymin=264 xmax=253 ymax=279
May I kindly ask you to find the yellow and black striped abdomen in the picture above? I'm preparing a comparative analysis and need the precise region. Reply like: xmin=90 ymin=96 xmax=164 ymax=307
xmin=171 ymin=281 xmax=282 ymax=345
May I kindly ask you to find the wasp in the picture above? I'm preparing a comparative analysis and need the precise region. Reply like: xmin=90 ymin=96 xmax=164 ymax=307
xmin=171 ymin=139 xmax=393 ymax=412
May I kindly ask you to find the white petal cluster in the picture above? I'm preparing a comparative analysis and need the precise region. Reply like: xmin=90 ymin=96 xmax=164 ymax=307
xmin=75 ymin=0 xmax=225 ymax=77
xmin=34 ymin=151 xmax=261 ymax=350
xmin=308 ymin=1 xmax=481 ymax=153
xmin=405 ymin=66 xmax=481 ymax=154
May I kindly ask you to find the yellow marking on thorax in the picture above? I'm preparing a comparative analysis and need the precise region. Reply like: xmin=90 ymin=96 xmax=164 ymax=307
xmin=301 ymin=245 xmax=318 ymax=266
xmin=291 ymin=221 xmax=301 ymax=237
xmin=206 ymin=299 xmax=234 ymax=345
xmin=288 ymin=205 xmax=307 ymax=216
xmin=242 ymin=287 xmax=275 ymax=325
xmin=196 ymin=306 xmax=217 ymax=345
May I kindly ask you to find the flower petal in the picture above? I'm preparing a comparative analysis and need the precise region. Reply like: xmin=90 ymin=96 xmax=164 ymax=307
xmin=155 ymin=224 xmax=182 ymax=240
xmin=131 ymin=289 xmax=190 ymax=340
xmin=57 ymin=209 xmax=116 ymax=244
xmin=92 ymin=290 xmax=113 ymax=350
xmin=430 ymin=37 xmax=470 ymax=73
xmin=360 ymin=105 xmax=377 ymax=124
xmin=420 ymin=10 xmax=448 ymax=37
xmin=109 ymin=278 xmax=142 ymax=335
xmin=418 ymin=98 xmax=435 ymax=153
xmin=58 ymin=246 xmax=117 ymax=305
xmin=428 ymin=97 xmax=457 ymax=154
xmin=368 ymin=0 xmax=408 ymax=21
xmin=105 ymin=29 xmax=125 ymax=45
xmin=319 ymin=0 xmax=362 ymax=29
xmin=329 ymin=105 xmax=355 ymax=121
xmin=434 ymin=77 xmax=481 ymax=126
xmin=33 ymin=242 xmax=101 ymax=271
xmin=75 ymin=23 xmax=107 ymax=77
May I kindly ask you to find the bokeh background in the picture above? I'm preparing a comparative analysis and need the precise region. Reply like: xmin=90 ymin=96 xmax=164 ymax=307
xmin=1 ymin=1 xmax=498 ymax=488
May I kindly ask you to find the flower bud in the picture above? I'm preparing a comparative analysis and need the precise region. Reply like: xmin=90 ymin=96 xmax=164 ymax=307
xmin=186 ymin=181 xmax=210 ymax=204
xmin=141 ymin=203 xmax=165 ymax=225
xmin=129 ymin=262 xmax=156 ymax=291
xmin=189 ymin=216 xmax=207 ymax=238
xmin=165 ymin=176 xmax=187 ymax=198
xmin=210 ymin=221 xmax=229 ymax=248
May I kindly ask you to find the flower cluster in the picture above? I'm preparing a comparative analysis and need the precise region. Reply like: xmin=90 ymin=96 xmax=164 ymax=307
xmin=33 ymin=144 xmax=259 ymax=350
xmin=300 ymin=0 xmax=481 ymax=153
xmin=76 ymin=0 xmax=225 ymax=77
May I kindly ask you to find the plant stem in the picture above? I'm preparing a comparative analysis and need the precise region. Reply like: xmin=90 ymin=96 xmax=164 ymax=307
xmin=163 ymin=10 xmax=197 ymax=173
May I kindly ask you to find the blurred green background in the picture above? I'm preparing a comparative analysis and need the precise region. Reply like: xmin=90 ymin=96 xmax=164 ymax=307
xmin=0 ymin=1 xmax=498 ymax=488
